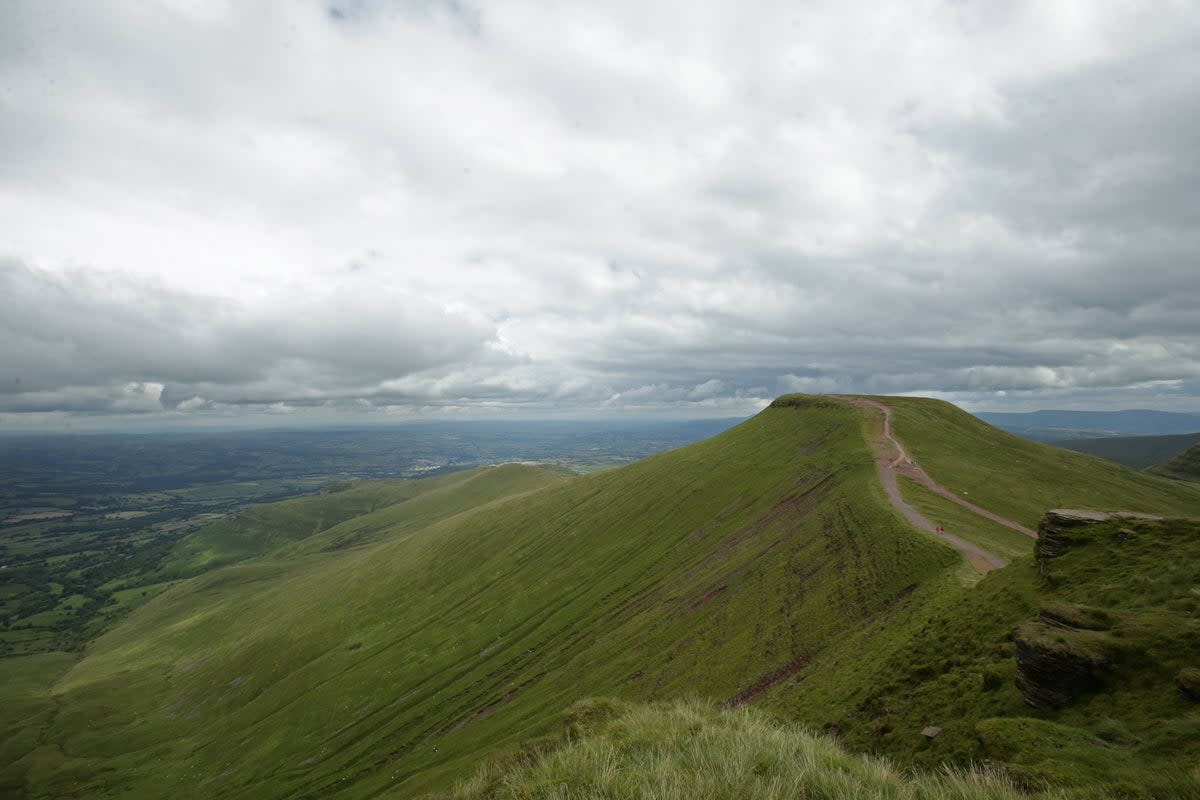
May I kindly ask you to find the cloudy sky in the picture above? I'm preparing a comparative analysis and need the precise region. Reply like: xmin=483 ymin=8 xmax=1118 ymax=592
xmin=2 ymin=0 xmax=1199 ymax=429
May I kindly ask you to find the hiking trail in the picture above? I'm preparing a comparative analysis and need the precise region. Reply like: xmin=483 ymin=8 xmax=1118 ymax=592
xmin=834 ymin=396 xmax=1036 ymax=573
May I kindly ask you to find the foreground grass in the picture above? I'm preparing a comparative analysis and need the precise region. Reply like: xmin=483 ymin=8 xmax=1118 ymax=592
xmin=438 ymin=699 xmax=1050 ymax=800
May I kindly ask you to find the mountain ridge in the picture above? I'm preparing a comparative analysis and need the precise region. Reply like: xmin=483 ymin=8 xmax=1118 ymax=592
xmin=3 ymin=395 xmax=1199 ymax=798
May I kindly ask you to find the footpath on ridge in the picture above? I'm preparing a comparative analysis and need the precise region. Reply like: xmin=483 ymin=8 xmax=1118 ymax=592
xmin=833 ymin=396 xmax=1035 ymax=574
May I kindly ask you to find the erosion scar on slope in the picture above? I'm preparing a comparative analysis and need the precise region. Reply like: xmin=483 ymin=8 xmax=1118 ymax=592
xmin=832 ymin=396 xmax=1019 ymax=574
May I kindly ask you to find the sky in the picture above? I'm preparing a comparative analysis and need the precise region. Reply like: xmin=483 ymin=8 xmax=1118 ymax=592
xmin=2 ymin=0 xmax=1199 ymax=430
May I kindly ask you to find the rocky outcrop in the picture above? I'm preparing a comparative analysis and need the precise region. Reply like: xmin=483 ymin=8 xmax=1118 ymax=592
xmin=1037 ymin=602 xmax=1115 ymax=631
xmin=1035 ymin=509 xmax=1111 ymax=562
xmin=1177 ymin=668 xmax=1200 ymax=702
xmin=1035 ymin=509 xmax=1161 ymax=568
xmin=1014 ymin=622 xmax=1113 ymax=709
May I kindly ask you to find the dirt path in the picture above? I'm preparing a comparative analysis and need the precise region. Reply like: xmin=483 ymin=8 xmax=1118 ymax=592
xmin=833 ymin=396 xmax=1030 ymax=574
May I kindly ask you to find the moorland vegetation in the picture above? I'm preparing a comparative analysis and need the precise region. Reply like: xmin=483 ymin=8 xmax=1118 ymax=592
xmin=1 ymin=395 xmax=1197 ymax=799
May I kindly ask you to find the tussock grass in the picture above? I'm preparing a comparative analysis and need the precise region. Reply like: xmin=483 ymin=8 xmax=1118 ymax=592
xmin=440 ymin=699 xmax=1053 ymax=800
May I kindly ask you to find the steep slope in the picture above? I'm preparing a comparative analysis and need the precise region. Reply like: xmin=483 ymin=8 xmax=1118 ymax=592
xmin=1150 ymin=442 xmax=1200 ymax=482
xmin=815 ymin=511 xmax=1200 ymax=798
xmin=468 ymin=514 xmax=1199 ymax=799
xmin=0 ymin=464 xmax=570 ymax=798
xmin=5 ymin=397 xmax=963 ymax=799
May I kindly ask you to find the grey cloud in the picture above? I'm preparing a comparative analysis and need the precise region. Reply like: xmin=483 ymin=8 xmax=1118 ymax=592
xmin=0 ymin=260 xmax=496 ymax=412
xmin=1 ymin=1 xmax=1199 ymax=424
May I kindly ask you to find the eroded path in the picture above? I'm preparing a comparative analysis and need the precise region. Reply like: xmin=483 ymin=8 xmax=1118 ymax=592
xmin=834 ymin=396 xmax=1032 ymax=573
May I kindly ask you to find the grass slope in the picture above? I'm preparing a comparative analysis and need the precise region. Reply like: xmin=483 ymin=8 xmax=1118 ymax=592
xmin=897 ymin=478 xmax=1035 ymax=564
xmin=157 ymin=465 xmax=571 ymax=578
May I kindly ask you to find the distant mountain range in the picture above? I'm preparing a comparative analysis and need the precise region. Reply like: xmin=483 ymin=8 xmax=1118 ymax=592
xmin=976 ymin=409 xmax=1200 ymax=441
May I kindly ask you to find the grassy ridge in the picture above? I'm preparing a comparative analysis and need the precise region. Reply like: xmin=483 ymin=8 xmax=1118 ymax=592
xmin=881 ymin=397 xmax=1200 ymax=528
xmin=5 ymin=395 xmax=1199 ymax=799
xmin=5 ymin=400 xmax=962 ymax=798
xmin=897 ymin=478 xmax=1035 ymax=564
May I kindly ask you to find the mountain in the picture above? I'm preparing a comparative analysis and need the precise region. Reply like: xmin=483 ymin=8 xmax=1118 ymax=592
xmin=976 ymin=409 xmax=1200 ymax=442
xmin=1051 ymin=432 xmax=1200 ymax=470
xmin=3 ymin=395 xmax=1199 ymax=799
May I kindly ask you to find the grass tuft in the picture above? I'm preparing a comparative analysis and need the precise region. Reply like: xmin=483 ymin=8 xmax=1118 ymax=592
xmin=435 ymin=699 xmax=1058 ymax=800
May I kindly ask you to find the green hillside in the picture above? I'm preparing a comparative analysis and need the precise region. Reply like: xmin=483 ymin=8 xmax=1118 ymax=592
xmin=881 ymin=396 xmax=1200 ymax=528
xmin=0 ymin=397 xmax=962 ymax=798
xmin=1150 ymin=442 xmax=1200 ymax=482
xmin=157 ymin=465 xmax=573 ymax=578
xmin=819 ymin=510 xmax=1200 ymax=798
xmin=3 ymin=395 xmax=1199 ymax=799
xmin=1053 ymin=432 xmax=1200 ymax=470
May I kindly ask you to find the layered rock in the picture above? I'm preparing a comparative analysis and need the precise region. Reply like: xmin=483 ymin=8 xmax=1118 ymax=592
xmin=1013 ymin=622 xmax=1114 ymax=708
xmin=1035 ymin=509 xmax=1160 ymax=567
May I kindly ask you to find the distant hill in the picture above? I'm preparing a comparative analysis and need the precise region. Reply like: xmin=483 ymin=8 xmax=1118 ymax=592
xmin=976 ymin=409 xmax=1200 ymax=441
xmin=4 ymin=396 xmax=1200 ymax=798
xmin=1052 ymin=431 xmax=1200 ymax=469
xmin=1150 ymin=442 xmax=1200 ymax=481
